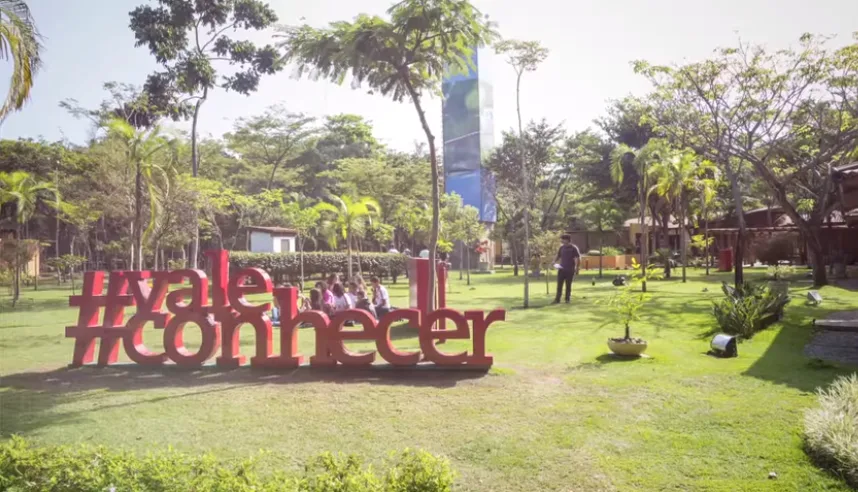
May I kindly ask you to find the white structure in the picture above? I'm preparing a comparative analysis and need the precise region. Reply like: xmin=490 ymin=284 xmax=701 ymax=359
xmin=247 ymin=226 xmax=298 ymax=253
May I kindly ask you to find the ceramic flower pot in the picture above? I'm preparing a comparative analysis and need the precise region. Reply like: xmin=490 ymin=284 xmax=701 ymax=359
xmin=607 ymin=338 xmax=648 ymax=356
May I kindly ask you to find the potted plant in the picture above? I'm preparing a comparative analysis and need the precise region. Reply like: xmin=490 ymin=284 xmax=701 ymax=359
xmin=766 ymin=264 xmax=793 ymax=295
xmin=603 ymin=258 xmax=660 ymax=356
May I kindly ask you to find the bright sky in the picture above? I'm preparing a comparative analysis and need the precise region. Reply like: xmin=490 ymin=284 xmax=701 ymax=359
xmin=2 ymin=0 xmax=857 ymax=151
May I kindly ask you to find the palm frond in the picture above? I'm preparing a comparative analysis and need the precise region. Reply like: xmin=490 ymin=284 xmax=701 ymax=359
xmin=0 ymin=0 xmax=42 ymax=119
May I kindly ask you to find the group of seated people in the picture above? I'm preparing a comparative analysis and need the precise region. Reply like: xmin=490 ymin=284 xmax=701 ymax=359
xmin=270 ymin=274 xmax=392 ymax=326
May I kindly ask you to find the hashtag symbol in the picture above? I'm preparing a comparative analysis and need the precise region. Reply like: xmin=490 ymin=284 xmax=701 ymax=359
xmin=65 ymin=271 xmax=134 ymax=367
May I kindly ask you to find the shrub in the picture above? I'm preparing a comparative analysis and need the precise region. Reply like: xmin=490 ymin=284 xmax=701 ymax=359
xmin=585 ymin=246 xmax=625 ymax=256
xmin=230 ymin=252 xmax=407 ymax=283
xmin=804 ymin=374 xmax=858 ymax=487
xmin=712 ymin=282 xmax=790 ymax=338
xmin=766 ymin=264 xmax=795 ymax=281
xmin=756 ymin=234 xmax=794 ymax=265
xmin=0 ymin=437 xmax=456 ymax=492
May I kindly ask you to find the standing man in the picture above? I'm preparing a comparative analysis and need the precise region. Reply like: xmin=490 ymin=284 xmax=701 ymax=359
xmin=553 ymin=234 xmax=580 ymax=304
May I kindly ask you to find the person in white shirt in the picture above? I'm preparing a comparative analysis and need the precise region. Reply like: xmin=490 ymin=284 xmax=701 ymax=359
xmin=388 ymin=244 xmax=399 ymax=254
xmin=331 ymin=283 xmax=354 ymax=313
xmin=370 ymin=276 xmax=391 ymax=316
xmin=346 ymin=281 xmax=359 ymax=308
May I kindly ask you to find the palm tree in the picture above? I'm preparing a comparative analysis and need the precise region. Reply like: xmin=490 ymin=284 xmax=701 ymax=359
xmin=650 ymin=151 xmax=698 ymax=283
xmin=314 ymin=195 xmax=380 ymax=279
xmin=611 ymin=139 xmax=670 ymax=293
xmin=106 ymin=118 xmax=175 ymax=270
xmin=580 ymin=198 xmax=625 ymax=278
xmin=0 ymin=170 xmax=58 ymax=304
xmin=279 ymin=0 xmax=497 ymax=312
xmin=0 ymin=1 xmax=41 ymax=120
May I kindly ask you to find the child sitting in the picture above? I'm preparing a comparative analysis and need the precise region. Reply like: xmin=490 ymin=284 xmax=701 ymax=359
xmin=355 ymin=289 xmax=377 ymax=319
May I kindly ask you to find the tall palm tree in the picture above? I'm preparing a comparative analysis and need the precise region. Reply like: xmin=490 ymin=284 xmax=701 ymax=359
xmin=0 ymin=1 xmax=41 ymax=119
xmin=0 ymin=170 xmax=58 ymax=303
xmin=106 ymin=118 xmax=175 ymax=270
xmin=314 ymin=195 xmax=380 ymax=279
xmin=650 ymin=151 xmax=698 ymax=283
xmin=279 ymin=0 xmax=497 ymax=312
xmin=611 ymin=139 xmax=670 ymax=293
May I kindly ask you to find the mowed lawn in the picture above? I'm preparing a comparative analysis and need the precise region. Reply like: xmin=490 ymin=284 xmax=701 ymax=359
xmin=1 ymin=267 xmax=857 ymax=491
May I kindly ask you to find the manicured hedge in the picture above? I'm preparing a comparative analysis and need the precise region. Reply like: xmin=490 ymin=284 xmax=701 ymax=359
xmin=230 ymin=252 xmax=407 ymax=283
xmin=0 ymin=437 xmax=455 ymax=491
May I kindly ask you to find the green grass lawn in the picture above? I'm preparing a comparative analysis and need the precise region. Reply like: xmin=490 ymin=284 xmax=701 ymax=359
xmin=1 ymin=267 xmax=857 ymax=491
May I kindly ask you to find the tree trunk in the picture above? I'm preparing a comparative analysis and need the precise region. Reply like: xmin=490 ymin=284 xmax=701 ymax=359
xmin=640 ymin=167 xmax=649 ymax=293
xmin=703 ymin=193 xmax=710 ymax=276
xmin=680 ymin=197 xmax=687 ymax=283
xmin=459 ymin=241 xmax=464 ymax=280
xmin=12 ymin=225 xmax=21 ymax=306
xmin=134 ymin=158 xmax=144 ymax=271
xmin=189 ymin=88 xmax=208 ymax=270
xmin=266 ymin=163 xmax=281 ymax=190
xmin=598 ymin=226 xmax=604 ymax=278
xmin=466 ymin=245 xmax=471 ymax=286
xmin=403 ymin=75 xmax=438 ymax=312
xmin=724 ymin=162 xmax=745 ymax=286
xmin=300 ymin=236 xmax=305 ymax=290
xmin=347 ymin=232 xmax=353 ymax=280
xmin=515 ymin=72 xmax=531 ymax=309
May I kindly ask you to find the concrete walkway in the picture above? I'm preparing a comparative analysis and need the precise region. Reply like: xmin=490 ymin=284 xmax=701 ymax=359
xmin=804 ymin=310 xmax=858 ymax=365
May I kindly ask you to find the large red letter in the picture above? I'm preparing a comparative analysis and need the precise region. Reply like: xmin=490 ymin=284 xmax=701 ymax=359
xmin=419 ymin=309 xmax=470 ymax=366
xmin=326 ymin=310 xmax=378 ymax=366
xmin=123 ymin=271 xmax=171 ymax=366
xmin=227 ymin=268 xmax=272 ymax=315
xmin=376 ymin=309 xmax=422 ymax=366
xmin=163 ymin=312 xmax=220 ymax=367
xmin=464 ymin=310 xmax=503 ymax=367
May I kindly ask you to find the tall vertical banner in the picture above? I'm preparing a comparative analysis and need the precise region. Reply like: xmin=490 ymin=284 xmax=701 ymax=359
xmin=442 ymin=49 xmax=496 ymax=223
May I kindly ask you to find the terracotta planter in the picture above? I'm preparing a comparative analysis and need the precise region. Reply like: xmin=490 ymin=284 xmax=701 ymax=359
xmin=607 ymin=338 xmax=648 ymax=356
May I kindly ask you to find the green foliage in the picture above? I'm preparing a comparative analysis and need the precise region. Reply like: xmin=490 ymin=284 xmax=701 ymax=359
xmin=690 ymin=234 xmax=713 ymax=251
xmin=755 ymin=234 xmax=795 ymax=266
xmin=600 ymin=258 xmax=660 ymax=340
xmin=804 ymin=374 xmax=858 ymax=487
xmin=712 ymin=282 xmax=790 ymax=338
xmin=230 ymin=252 xmax=406 ymax=281
xmin=767 ymin=264 xmax=796 ymax=281
xmin=0 ymin=437 xmax=455 ymax=492
xmin=130 ymin=0 xmax=282 ymax=97
xmin=601 ymin=246 xmax=626 ymax=256
xmin=0 ymin=0 xmax=42 ymax=119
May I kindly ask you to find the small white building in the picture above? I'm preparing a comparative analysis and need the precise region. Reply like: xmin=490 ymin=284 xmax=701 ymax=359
xmin=247 ymin=226 xmax=298 ymax=253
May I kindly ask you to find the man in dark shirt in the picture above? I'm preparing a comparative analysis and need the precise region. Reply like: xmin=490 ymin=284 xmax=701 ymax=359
xmin=553 ymin=234 xmax=580 ymax=304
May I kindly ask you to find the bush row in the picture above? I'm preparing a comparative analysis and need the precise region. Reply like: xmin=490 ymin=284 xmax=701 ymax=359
xmin=230 ymin=252 xmax=408 ymax=284
xmin=711 ymin=281 xmax=790 ymax=338
xmin=804 ymin=373 xmax=858 ymax=488
xmin=0 ymin=437 xmax=455 ymax=492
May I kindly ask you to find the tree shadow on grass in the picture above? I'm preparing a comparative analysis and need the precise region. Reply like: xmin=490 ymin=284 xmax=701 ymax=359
xmin=0 ymin=364 xmax=490 ymax=436
xmin=742 ymin=300 xmax=858 ymax=393
xmin=0 ymin=296 xmax=71 ymax=313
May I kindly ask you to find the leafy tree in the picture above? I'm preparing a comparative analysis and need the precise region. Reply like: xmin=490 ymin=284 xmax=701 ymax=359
xmin=610 ymin=139 xmax=671 ymax=292
xmin=225 ymin=104 xmax=318 ymax=189
xmin=61 ymin=82 xmax=190 ymax=136
xmin=279 ymin=0 xmax=498 ymax=311
xmin=495 ymin=39 xmax=548 ymax=308
xmin=530 ymin=229 xmax=560 ymax=294
xmin=634 ymin=34 xmax=858 ymax=286
xmin=314 ymin=195 xmax=381 ymax=279
xmin=579 ymin=199 xmax=625 ymax=278
xmin=106 ymin=118 xmax=176 ymax=270
xmin=294 ymin=114 xmax=381 ymax=198
xmin=281 ymin=200 xmax=320 ymax=288
xmin=130 ymin=0 xmax=284 ymax=267
xmin=0 ymin=170 xmax=58 ymax=303
xmin=650 ymin=150 xmax=699 ymax=282
xmin=0 ymin=0 xmax=41 ymax=119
